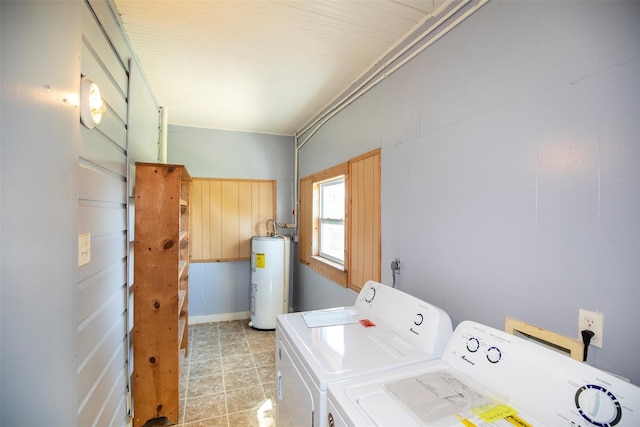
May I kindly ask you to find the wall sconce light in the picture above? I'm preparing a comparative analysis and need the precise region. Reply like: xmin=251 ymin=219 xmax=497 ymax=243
xmin=80 ymin=76 xmax=106 ymax=128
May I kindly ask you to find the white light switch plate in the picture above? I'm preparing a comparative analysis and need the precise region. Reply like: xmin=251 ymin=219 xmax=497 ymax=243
xmin=78 ymin=233 xmax=91 ymax=266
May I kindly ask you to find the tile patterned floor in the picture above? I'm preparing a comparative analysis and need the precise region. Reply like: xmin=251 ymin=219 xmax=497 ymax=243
xmin=175 ymin=319 xmax=276 ymax=427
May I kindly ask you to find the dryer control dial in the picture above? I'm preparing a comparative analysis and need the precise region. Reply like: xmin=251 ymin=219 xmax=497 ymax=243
xmin=575 ymin=384 xmax=622 ymax=426
xmin=486 ymin=346 xmax=502 ymax=363
xmin=414 ymin=313 xmax=424 ymax=326
xmin=466 ymin=337 xmax=480 ymax=353
xmin=363 ymin=287 xmax=376 ymax=303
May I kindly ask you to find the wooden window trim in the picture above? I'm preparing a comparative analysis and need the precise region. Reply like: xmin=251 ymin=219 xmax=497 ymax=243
xmin=299 ymin=149 xmax=381 ymax=291
xmin=303 ymin=162 xmax=349 ymax=286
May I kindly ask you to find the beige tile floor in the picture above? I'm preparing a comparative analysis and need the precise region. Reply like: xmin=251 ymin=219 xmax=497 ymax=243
xmin=175 ymin=319 xmax=276 ymax=427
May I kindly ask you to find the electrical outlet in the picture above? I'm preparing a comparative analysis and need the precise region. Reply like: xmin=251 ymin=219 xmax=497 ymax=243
xmin=578 ymin=309 xmax=603 ymax=348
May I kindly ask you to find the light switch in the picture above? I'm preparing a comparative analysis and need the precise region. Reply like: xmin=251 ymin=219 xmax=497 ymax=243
xmin=78 ymin=233 xmax=91 ymax=266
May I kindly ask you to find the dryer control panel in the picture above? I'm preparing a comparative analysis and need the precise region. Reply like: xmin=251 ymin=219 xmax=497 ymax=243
xmin=443 ymin=321 xmax=639 ymax=426
xmin=355 ymin=281 xmax=453 ymax=356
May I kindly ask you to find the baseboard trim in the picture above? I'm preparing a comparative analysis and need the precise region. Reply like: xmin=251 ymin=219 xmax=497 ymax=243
xmin=189 ymin=311 xmax=251 ymax=325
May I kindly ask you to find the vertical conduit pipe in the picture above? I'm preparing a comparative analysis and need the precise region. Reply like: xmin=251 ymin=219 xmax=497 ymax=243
xmin=159 ymin=106 xmax=168 ymax=163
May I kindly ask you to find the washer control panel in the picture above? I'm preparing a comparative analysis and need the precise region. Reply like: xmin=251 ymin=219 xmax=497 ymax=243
xmin=443 ymin=321 xmax=639 ymax=426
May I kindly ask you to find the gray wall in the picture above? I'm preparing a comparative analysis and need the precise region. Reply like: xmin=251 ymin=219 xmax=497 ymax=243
xmin=167 ymin=125 xmax=295 ymax=319
xmin=296 ymin=0 xmax=640 ymax=385
xmin=1 ymin=1 xmax=160 ymax=425
xmin=1 ymin=3 xmax=81 ymax=424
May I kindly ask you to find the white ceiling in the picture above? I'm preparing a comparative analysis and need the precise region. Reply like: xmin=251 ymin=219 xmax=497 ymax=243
xmin=114 ymin=0 xmax=442 ymax=135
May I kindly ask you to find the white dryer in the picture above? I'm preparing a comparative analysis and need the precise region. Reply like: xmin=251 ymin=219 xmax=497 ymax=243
xmin=275 ymin=280 xmax=453 ymax=427
xmin=327 ymin=320 xmax=640 ymax=427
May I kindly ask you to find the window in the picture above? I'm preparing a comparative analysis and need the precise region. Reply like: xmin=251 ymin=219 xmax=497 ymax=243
xmin=299 ymin=149 xmax=380 ymax=291
xmin=318 ymin=176 xmax=345 ymax=264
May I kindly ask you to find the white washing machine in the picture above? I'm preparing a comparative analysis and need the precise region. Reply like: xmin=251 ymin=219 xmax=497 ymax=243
xmin=327 ymin=320 xmax=640 ymax=427
xmin=275 ymin=280 xmax=453 ymax=427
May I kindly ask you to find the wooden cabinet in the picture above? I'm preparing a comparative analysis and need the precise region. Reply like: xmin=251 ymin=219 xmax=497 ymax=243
xmin=133 ymin=162 xmax=191 ymax=427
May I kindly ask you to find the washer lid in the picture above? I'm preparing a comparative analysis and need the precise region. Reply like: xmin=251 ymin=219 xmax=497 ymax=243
xmin=328 ymin=361 xmax=544 ymax=427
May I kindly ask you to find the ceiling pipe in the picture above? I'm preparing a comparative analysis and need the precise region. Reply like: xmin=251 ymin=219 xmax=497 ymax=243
xmin=296 ymin=0 xmax=466 ymax=139
xmin=295 ymin=0 xmax=487 ymax=148
xmin=385 ymin=0 xmax=489 ymax=78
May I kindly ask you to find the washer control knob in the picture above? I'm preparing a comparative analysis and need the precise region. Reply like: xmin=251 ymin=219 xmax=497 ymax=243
xmin=486 ymin=346 xmax=502 ymax=363
xmin=363 ymin=287 xmax=376 ymax=303
xmin=414 ymin=313 xmax=424 ymax=326
xmin=575 ymin=384 xmax=622 ymax=426
xmin=466 ymin=337 xmax=480 ymax=352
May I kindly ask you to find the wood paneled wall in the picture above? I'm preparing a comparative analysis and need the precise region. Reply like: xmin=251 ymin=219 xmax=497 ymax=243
xmin=348 ymin=150 xmax=381 ymax=290
xmin=191 ymin=178 xmax=276 ymax=262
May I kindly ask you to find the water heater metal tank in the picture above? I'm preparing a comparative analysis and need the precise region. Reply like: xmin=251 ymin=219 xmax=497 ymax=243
xmin=250 ymin=235 xmax=290 ymax=330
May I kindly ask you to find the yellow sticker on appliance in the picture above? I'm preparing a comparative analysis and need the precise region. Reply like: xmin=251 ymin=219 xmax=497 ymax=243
xmin=256 ymin=253 xmax=265 ymax=268
xmin=505 ymin=414 xmax=533 ymax=427
xmin=472 ymin=403 xmax=518 ymax=423
xmin=455 ymin=413 xmax=476 ymax=427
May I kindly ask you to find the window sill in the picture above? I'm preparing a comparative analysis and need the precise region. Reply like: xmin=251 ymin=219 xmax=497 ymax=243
xmin=311 ymin=256 xmax=345 ymax=271
xmin=308 ymin=256 xmax=348 ymax=287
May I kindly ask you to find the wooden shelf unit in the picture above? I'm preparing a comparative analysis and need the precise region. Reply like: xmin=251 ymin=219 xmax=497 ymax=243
xmin=133 ymin=162 xmax=191 ymax=427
